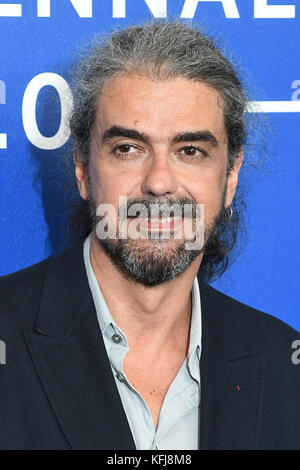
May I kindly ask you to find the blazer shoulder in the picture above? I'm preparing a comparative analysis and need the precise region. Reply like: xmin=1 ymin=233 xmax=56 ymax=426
xmin=0 ymin=256 xmax=51 ymax=334
xmin=199 ymin=280 xmax=300 ymax=348
xmin=0 ymin=256 xmax=50 ymax=291
xmin=0 ymin=237 xmax=82 ymax=289
xmin=0 ymin=240 xmax=84 ymax=335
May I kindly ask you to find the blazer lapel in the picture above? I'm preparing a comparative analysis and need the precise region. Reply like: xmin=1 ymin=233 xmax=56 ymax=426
xmin=23 ymin=237 xmax=265 ymax=450
xmin=198 ymin=279 xmax=265 ymax=450
xmin=24 ymin=241 xmax=135 ymax=450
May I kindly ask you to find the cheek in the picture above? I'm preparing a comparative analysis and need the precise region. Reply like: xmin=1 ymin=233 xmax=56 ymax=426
xmin=88 ymin=159 xmax=137 ymax=207
xmin=190 ymin=171 xmax=226 ymax=219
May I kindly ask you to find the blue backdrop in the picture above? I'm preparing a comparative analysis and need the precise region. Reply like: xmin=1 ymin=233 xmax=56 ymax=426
xmin=0 ymin=0 xmax=299 ymax=329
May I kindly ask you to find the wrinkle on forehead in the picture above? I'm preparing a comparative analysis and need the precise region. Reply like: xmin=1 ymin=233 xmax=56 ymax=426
xmin=91 ymin=73 xmax=227 ymax=150
xmin=100 ymin=72 xmax=225 ymax=106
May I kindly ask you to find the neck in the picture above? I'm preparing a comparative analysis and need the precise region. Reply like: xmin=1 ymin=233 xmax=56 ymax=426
xmin=89 ymin=230 xmax=202 ymax=353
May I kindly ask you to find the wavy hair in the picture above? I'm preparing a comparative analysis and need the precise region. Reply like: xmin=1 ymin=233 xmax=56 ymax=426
xmin=65 ymin=20 xmax=252 ymax=282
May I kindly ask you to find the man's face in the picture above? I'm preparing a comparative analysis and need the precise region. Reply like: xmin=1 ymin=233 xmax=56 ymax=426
xmin=75 ymin=74 xmax=242 ymax=286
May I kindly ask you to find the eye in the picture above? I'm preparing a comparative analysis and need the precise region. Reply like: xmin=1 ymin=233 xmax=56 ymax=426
xmin=178 ymin=146 xmax=208 ymax=159
xmin=112 ymin=144 xmax=143 ymax=159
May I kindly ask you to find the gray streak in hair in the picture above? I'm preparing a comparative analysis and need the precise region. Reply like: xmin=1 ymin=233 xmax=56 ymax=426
xmin=65 ymin=20 xmax=263 ymax=282
xmin=69 ymin=20 xmax=248 ymax=172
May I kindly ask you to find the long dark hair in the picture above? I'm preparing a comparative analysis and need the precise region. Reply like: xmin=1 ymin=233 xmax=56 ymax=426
xmin=65 ymin=20 xmax=251 ymax=282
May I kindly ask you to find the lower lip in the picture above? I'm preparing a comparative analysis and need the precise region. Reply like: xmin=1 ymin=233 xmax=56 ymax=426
xmin=129 ymin=217 xmax=183 ymax=231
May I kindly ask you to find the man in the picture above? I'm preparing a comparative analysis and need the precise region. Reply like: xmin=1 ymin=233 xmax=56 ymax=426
xmin=1 ymin=21 xmax=300 ymax=450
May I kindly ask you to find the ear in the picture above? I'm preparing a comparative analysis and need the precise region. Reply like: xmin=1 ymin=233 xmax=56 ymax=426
xmin=225 ymin=150 xmax=243 ymax=208
xmin=74 ymin=152 xmax=89 ymax=201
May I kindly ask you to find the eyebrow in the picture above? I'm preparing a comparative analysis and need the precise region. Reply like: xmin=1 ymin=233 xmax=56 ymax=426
xmin=173 ymin=131 xmax=218 ymax=147
xmin=101 ymin=125 xmax=219 ymax=147
xmin=102 ymin=126 xmax=150 ymax=144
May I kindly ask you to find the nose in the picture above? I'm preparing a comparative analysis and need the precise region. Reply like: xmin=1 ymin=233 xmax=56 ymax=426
xmin=141 ymin=152 xmax=178 ymax=197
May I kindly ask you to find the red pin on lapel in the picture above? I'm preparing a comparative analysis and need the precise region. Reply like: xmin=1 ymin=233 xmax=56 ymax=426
xmin=236 ymin=385 xmax=240 ymax=391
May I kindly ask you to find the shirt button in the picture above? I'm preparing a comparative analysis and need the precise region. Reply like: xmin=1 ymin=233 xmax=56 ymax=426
xmin=111 ymin=333 xmax=122 ymax=344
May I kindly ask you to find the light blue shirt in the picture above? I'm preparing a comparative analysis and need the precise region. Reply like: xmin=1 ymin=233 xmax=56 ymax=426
xmin=83 ymin=233 xmax=202 ymax=450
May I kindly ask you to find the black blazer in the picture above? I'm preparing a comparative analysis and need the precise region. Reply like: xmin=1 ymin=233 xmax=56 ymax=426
xmin=1 ymin=239 xmax=300 ymax=450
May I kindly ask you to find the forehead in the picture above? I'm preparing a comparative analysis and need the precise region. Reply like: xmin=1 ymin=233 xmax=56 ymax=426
xmin=95 ymin=73 xmax=227 ymax=144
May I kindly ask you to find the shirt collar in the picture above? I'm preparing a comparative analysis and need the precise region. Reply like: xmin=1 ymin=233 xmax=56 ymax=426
xmin=83 ymin=232 xmax=117 ymax=335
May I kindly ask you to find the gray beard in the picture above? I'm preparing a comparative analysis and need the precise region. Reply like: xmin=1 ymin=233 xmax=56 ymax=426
xmin=86 ymin=207 xmax=224 ymax=287
xmin=98 ymin=234 xmax=202 ymax=287
xmin=87 ymin=180 xmax=226 ymax=287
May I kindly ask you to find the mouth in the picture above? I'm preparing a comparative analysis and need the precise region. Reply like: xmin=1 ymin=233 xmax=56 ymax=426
xmin=128 ymin=215 xmax=183 ymax=232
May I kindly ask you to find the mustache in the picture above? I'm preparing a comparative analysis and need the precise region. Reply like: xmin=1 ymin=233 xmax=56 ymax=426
xmin=119 ymin=196 xmax=199 ymax=220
